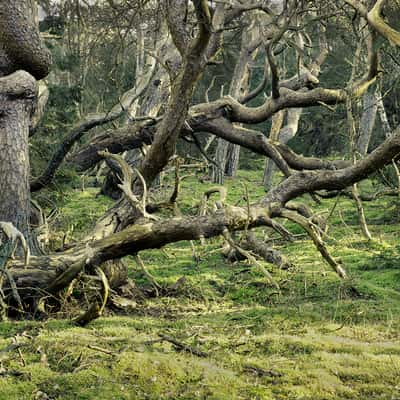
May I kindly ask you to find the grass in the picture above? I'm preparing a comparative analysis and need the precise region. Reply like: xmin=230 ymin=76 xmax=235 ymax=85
xmin=1 ymin=169 xmax=400 ymax=399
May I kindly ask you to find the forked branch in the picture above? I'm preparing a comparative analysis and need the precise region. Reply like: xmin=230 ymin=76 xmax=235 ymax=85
xmin=278 ymin=209 xmax=347 ymax=278
xmin=0 ymin=222 xmax=30 ymax=267
xmin=99 ymin=151 xmax=158 ymax=221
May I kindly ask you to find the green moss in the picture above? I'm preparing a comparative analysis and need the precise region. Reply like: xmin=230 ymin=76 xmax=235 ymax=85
xmin=1 ymin=170 xmax=400 ymax=399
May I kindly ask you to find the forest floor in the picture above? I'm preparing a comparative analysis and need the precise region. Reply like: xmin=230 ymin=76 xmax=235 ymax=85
xmin=1 ymin=168 xmax=400 ymax=400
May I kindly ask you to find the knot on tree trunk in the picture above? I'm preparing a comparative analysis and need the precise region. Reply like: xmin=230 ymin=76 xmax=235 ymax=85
xmin=0 ymin=1 xmax=52 ymax=80
xmin=0 ymin=70 xmax=37 ymax=102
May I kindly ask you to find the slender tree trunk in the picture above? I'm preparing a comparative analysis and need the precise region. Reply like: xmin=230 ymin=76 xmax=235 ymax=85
xmin=213 ymin=21 xmax=258 ymax=182
xmin=352 ymin=183 xmax=372 ymax=240
xmin=353 ymin=86 xmax=379 ymax=242
xmin=225 ymin=143 xmax=241 ymax=177
xmin=356 ymin=88 xmax=378 ymax=155
xmin=213 ymin=138 xmax=229 ymax=184
xmin=376 ymin=91 xmax=392 ymax=138
xmin=346 ymin=70 xmax=373 ymax=241
xmin=263 ymin=110 xmax=285 ymax=189
xmin=263 ymin=108 xmax=302 ymax=190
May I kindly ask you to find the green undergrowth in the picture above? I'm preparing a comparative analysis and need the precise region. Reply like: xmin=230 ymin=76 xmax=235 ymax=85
xmin=1 ymin=170 xmax=400 ymax=399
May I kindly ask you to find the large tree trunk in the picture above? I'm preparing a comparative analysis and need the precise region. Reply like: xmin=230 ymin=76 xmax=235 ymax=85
xmin=0 ymin=1 xmax=51 ymax=80
xmin=0 ymin=0 xmax=51 ymax=236
xmin=0 ymin=72 xmax=36 ymax=236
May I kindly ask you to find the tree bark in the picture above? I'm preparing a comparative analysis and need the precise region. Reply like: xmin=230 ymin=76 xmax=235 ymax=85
xmin=356 ymin=88 xmax=378 ymax=155
xmin=0 ymin=0 xmax=51 ymax=80
xmin=0 ymin=71 xmax=37 ymax=236
xmin=0 ymin=0 xmax=51 ymax=237
xmin=263 ymin=110 xmax=285 ymax=189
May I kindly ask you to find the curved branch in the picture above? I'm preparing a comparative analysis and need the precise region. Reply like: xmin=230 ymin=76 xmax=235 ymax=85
xmin=240 ymin=65 xmax=268 ymax=104
xmin=30 ymin=59 xmax=157 ymax=192
xmin=264 ymin=125 xmax=400 ymax=205
xmin=198 ymin=117 xmax=347 ymax=173
xmin=344 ymin=0 xmax=400 ymax=47
xmin=68 ymin=124 xmax=155 ymax=173
xmin=367 ymin=0 xmax=400 ymax=46
xmin=278 ymin=208 xmax=347 ymax=278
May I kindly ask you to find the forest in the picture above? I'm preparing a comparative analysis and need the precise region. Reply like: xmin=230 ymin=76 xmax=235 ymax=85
xmin=0 ymin=0 xmax=400 ymax=398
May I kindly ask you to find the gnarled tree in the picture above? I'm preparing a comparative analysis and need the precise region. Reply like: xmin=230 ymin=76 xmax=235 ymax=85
xmin=1 ymin=0 xmax=400 ymax=322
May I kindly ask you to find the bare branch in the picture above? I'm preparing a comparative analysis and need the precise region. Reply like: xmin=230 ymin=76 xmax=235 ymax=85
xmin=30 ymin=53 xmax=158 ymax=192
xmin=99 ymin=151 xmax=158 ymax=221
xmin=0 ymin=222 xmax=30 ymax=267
xmin=344 ymin=0 xmax=400 ymax=46
xmin=278 ymin=208 xmax=347 ymax=278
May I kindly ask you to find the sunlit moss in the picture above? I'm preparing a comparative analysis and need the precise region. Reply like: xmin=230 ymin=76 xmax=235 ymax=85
xmin=1 ymin=170 xmax=399 ymax=399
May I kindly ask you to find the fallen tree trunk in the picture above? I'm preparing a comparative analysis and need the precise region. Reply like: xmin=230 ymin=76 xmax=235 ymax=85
xmin=68 ymin=115 xmax=350 ymax=175
xmin=2 ymin=123 xmax=400 ymax=312
xmin=68 ymin=124 xmax=155 ymax=173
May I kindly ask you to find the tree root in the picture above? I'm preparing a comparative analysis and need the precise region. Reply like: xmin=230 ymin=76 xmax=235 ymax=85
xmin=134 ymin=254 xmax=161 ymax=296
xmin=0 ymin=222 xmax=30 ymax=266
xmin=74 ymin=267 xmax=109 ymax=327
xmin=158 ymin=333 xmax=208 ymax=357
xmin=222 ymin=228 xmax=280 ymax=290
xmin=224 ymin=232 xmax=293 ymax=270
xmin=0 ymin=240 xmax=24 ymax=316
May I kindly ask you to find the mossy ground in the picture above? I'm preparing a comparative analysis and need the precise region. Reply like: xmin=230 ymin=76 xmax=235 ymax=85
xmin=1 ymin=169 xmax=400 ymax=399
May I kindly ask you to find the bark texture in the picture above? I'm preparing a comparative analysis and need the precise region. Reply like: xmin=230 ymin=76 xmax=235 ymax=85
xmin=0 ymin=0 xmax=50 ymax=236
xmin=356 ymin=87 xmax=378 ymax=155
xmin=0 ymin=0 xmax=51 ymax=80
xmin=0 ymin=71 xmax=37 ymax=235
